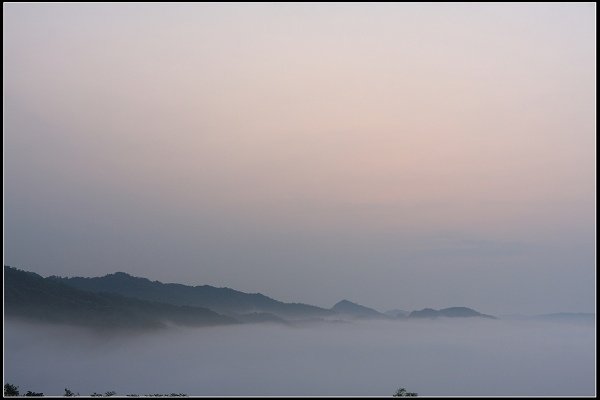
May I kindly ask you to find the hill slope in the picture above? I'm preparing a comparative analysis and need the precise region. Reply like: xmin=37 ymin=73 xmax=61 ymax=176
xmin=49 ymin=272 xmax=333 ymax=319
xmin=408 ymin=307 xmax=496 ymax=319
xmin=5 ymin=266 xmax=237 ymax=329
xmin=331 ymin=300 xmax=388 ymax=319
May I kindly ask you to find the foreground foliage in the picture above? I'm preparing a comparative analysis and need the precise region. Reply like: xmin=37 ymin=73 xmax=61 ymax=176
xmin=4 ymin=384 xmax=186 ymax=397
xmin=393 ymin=387 xmax=418 ymax=397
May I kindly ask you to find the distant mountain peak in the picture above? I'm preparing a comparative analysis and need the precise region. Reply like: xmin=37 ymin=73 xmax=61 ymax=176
xmin=49 ymin=269 xmax=333 ymax=320
xmin=100 ymin=272 xmax=157 ymax=284
xmin=109 ymin=272 xmax=133 ymax=277
xmin=333 ymin=299 xmax=356 ymax=307
xmin=5 ymin=266 xmax=237 ymax=329
xmin=408 ymin=306 xmax=496 ymax=319
xmin=105 ymin=272 xmax=138 ymax=279
xmin=331 ymin=299 xmax=386 ymax=318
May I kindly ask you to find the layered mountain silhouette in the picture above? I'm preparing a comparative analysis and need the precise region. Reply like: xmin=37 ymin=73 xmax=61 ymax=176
xmin=408 ymin=307 xmax=496 ymax=319
xmin=49 ymin=271 xmax=333 ymax=320
xmin=6 ymin=265 xmax=500 ymax=329
xmin=384 ymin=309 xmax=410 ymax=318
xmin=5 ymin=267 xmax=236 ymax=329
xmin=331 ymin=299 xmax=389 ymax=319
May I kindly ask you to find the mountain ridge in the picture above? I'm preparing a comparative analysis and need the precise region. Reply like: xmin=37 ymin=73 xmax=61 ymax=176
xmin=331 ymin=299 xmax=388 ymax=319
xmin=408 ymin=306 xmax=496 ymax=319
xmin=48 ymin=270 xmax=334 ymax=320
xmin=5 ymin=266 xmax=238 ymax=329
xmin=6 ymin=266 xmax=504 ymax=327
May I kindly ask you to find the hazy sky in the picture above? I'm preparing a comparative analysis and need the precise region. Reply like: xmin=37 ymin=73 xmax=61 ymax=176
xmin=4 ymin=3 xmax=596 ymax=315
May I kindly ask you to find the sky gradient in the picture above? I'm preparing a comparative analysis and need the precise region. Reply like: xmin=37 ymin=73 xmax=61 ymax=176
xmin=4 ymin=3 xmax=596 ymax=315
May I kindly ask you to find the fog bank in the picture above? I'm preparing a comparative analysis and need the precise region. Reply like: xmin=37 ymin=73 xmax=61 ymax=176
xmin=4 ymin=318 xmax=595 ymax=396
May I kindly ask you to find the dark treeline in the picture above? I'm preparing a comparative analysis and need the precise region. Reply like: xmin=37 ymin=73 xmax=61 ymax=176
xmin=5 ymin=383 xmax=416 ymax=397
xmin=4 ymin=384 xmax=187 ymax=397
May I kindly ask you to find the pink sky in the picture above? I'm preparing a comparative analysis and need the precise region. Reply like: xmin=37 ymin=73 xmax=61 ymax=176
xmin=4 ymin=3 xmax=596 ymax=314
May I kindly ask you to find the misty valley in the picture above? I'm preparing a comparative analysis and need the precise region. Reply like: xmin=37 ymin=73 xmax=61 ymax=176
xmin=5 ymin=2 xmax=595 ymax=398
xmin=4 ymin=266 xmax=595 ymax=396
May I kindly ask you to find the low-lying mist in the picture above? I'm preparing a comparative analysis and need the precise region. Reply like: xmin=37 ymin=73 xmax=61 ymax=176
xmin=4 ymin=318 xmax=595 ymax=396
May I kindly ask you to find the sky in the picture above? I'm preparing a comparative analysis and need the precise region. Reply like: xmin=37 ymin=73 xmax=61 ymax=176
xmin=4 ymin=3 xmax=596 ymax=315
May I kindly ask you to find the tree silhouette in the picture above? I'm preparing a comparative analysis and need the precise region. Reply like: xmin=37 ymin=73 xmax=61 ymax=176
xmin=3 ymin=382 xmax=187 ymax=397
xmin=4 ymin=383 xmax=19 ymax=396
xmin=393 ymin=387 xmax=418 ymax=397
